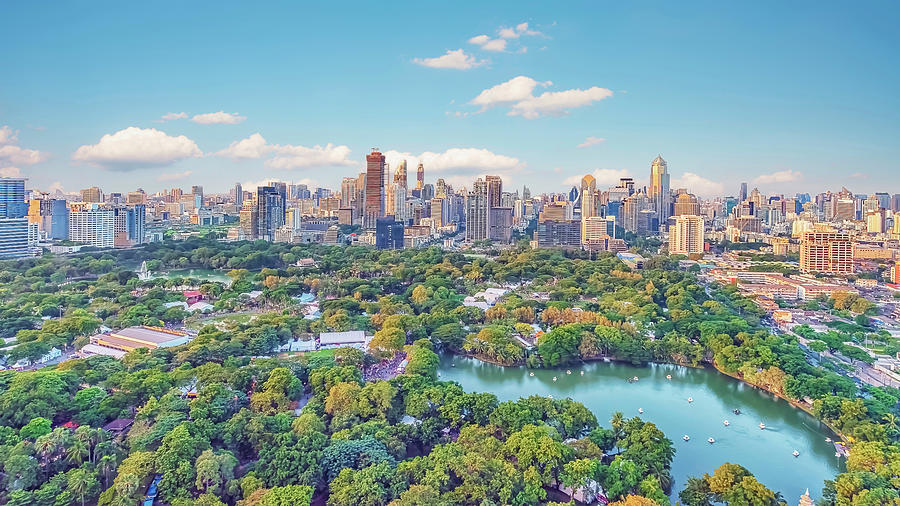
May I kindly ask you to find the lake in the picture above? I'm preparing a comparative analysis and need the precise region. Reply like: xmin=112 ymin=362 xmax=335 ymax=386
xmin=150 ymin=269 xmax=232 ymax=284
xmin=437 ymin=355 xmax=843 ymax=504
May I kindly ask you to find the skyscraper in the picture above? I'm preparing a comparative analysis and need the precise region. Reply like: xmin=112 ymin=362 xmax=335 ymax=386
xmin=80 ymin=186 xmax=103 ymax=203
xmin=739 ymin=182 xmax=748 ymax=203
xmin=234 ymin=183 xmax=243 ymax=207
xmin=416 ymin=162 xmax=425 ymax=190
xmin=465 ymin=178 xmax=488 ymax=242
xmin=580 ymin=174 xmax=598 ymax=245
xmin=0 ymin=178 xmax=29 ymax=258
xmin=365 ymin=150 xmax=386 ymax=227
xmin=649 ymin=155 xmax=670 ymax=229
xmin=394 ymin=160 xmax=408 ymax=190
xmin=257 ymin=185 xmax=286 ymax=241
xmin=485 ymin=175 xmax=502 ymax=209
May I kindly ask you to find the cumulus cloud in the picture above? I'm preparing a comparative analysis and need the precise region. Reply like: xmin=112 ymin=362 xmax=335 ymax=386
xmin=382 ymin=147 xmax=524 ymax=188
xmin=72 ymin=127 xmax=202 ymax=169
xmin=563 ymin=168 xmax=632 ymax=187
xmin=511 ymin=86 xmax=613 ymax=119
xmin=468 ymin=34 xmax=507 ymax=52
xmin=413 ymin=49 xmax=487 ymax=70
xmin=577 ymin=136 xmax=606 ymax=148
xmin=216 ymin=133 xmax=272 ymax=159
xmin=267 ymin=143 xmax=354 ymax=169
xmin=470 ymin=22 xmax=544 ymax=52
xmin=0 ymin=125 xmax=50 ymax=172
xmin=156 ymin=170 xmax=193 ymax=182
xmin=753 ymin=169 xmax=802 ymax=184
xmin=191 ymin=111 xmax=246 ymax=125
xmin=470 ymin=76 xmax=552 ymax=110
xmin=214 ymin=133 xmax=354 ymax=169
xmin=161 ymin=112 xmax=188 ymax=121
xmin=672 ymin=172 xmax=724 ymax=197
xmin=469 ymin=76 xmax=612 ymax=119
xmin=0 ymin=166 xmax=22 ymax=177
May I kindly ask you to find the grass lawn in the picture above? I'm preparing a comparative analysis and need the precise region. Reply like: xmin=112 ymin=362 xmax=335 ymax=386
xmin=187 ymin=312 xmax=256 ymax=330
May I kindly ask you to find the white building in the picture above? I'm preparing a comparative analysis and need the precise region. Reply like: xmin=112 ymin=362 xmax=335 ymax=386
xmin=69 ymin=207 xmax=114 ymax=248
xmin=669 ymin=215 xmax=705 ymax=255
xmin=318 ymin=330 xmax=369 ymax=349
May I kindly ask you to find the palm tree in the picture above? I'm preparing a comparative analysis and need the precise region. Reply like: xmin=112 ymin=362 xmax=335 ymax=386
xmin=67 ymin=468 xmax=91 ymax=506
xmin=97 ymin=455 xmax=117 ymax=489
xmin=610 ymin=412 xmax=625 ymax=453
xmin=66 ymin=438 xmax=89 ymax=466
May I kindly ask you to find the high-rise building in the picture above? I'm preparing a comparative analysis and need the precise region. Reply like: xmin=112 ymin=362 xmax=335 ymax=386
xmin=0 ymin=178 xmax=29 ymax=258
xmin=489 ymin=207 xmax=513 ymax=243
xmin=485 ymin=175 xmax=502 ymax=209
xmin=80 ymin=186 xmax=103 ymax=203
xmin=234 ymin=183 xmax=243 ymax=208
xmin=580 ymin=174 xmax=598 ymax=245
xmin=649 ymin=155 xmax=670 ymax=229
xmin=416 ymin=162 xmax=425 ymax=190
xmin=465 ymin=178 xmax=488 ymax=242
xmin=739 ymin=182 xmax=748 ymax=203
xmin=534 ymin=220 xmax=581 ymax=249
xmin=673 ymin=193 xmax=700 ymax=216
xmin=623 ymin=191 xmax=651 ymax=233
xmin=257 ymin=186 xmax=286 ymax=241
xmin=69 ymin=207 xmax=114 ymax=248
xmin=375 ymin=216 xmax=404 ymax=250
xmin=583 ymin=215 xmax=616 ymax=247
xmin=365 ymin=150 xmax=386 ymax=227
xmin=799 ymin=232 xmax=853 ymax=274
xmin=394 ymin=160 xmax=408 ymax=190
xmin=669 ymin=215 xmax=705 ymax=255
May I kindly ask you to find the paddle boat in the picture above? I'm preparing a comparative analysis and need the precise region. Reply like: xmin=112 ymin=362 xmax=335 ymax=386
xmin=683 ymin=435 xmax=690 ymax=441
xmin=733 ymin=408 xmax=741 ymax=415
xmin=580 ymin=371 xmax=584 ymax=376
xmin=566 ymin=370 xmax=572 ymax=375
xmin=638 ymin=408 xmax=644 ymax=414
xmin=708 ymin=438 xmax=715 ymax=444
xmin=666 ymin=374 xmax=672 ymax=380
xmin=552 ymin=376 xmax=557 ymax=382
xmin=723 ymin=420 xmax=730 ymax=426
xmin=687 ymin=397 xmax=693 ymax=403
xmin=529 ymin=372 xmax=534 ymax=377
xmin=793 ymin=450 xmax=800 ymax=457
xmin=759 ymin=423 xmax=766 ymax=430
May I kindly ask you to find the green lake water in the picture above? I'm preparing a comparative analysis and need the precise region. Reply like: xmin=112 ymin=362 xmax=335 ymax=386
xmin=437 ymin=355 xmax=843 ymax=503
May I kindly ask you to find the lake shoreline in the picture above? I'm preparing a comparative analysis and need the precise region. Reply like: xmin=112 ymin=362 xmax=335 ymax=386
xmin=452 ymin=350 xmax=847 ymax=443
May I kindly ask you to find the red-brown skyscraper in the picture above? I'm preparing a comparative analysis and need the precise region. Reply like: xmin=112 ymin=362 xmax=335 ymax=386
xmin=365 ymin=150 xmax=386 ymax=228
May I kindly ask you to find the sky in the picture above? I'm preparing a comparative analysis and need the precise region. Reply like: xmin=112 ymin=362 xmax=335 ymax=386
xmin=1 ymin=1 xmax=898 ymax=198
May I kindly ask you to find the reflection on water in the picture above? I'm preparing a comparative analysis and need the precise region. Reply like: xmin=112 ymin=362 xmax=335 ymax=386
xmin=438 ymin=355 xmax=843 ymax=503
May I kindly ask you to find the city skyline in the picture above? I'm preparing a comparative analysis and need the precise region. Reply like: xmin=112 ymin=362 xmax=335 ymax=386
xmin=2 ymin=1 xmax=899 ymax=196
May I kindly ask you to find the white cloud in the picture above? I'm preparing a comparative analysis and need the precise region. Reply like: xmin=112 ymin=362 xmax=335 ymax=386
xmin=753 ymin=169 xmax=802 ymax=184
xmin=510 ymin=86 xmax=613 ymax=119
xmin=468 ymin=34 xmax=507 ymax=52
xmin=382 ymin=147 xmax=524 ymax=187
xmin=470 ymin=76 xmax=551 ymax=110
xmin=191 ymin=111 xmax=246 ymax=125
xmin=498 ymin=22 xmax=543 ymax=39
xmin=161 ymin=112 xmax=188 ymax=121
xmin=413 ymin=49 xmax=487 ymax=70
xmin=216 ymin=133 xmax=272 ymax=159
xmin=469 ymin=77 xmax=612 ymax=119
xmin=0 ymin=125 xmax=50 ymax=167
xmin=156 ymin=170 xmax=193 ymax=182
xmin=471 ymin=22 xmax=544 ymax=52
xmin=577 ymin=136 xmax=606 ymax=148
xmin=564 ymin=168 xmax=632 ymax=187
xmin=72 ymin=127 xmax=202 ymax=169
xmin=267 ymin=143 xmax=354 ymax=169
xmin=214 ymin=133 xmax=354 ymax=169
xmin=672 ymin=172 xmax=724 ymax=197
xmin=0 ymin=126 xmax=16 ymax=145
xmin=0 ymin=167 xmax=21 ymax=177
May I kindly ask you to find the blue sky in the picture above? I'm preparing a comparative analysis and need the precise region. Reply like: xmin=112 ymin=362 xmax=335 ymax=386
xmin=1 ymin=1 xmax=897 ymax=197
